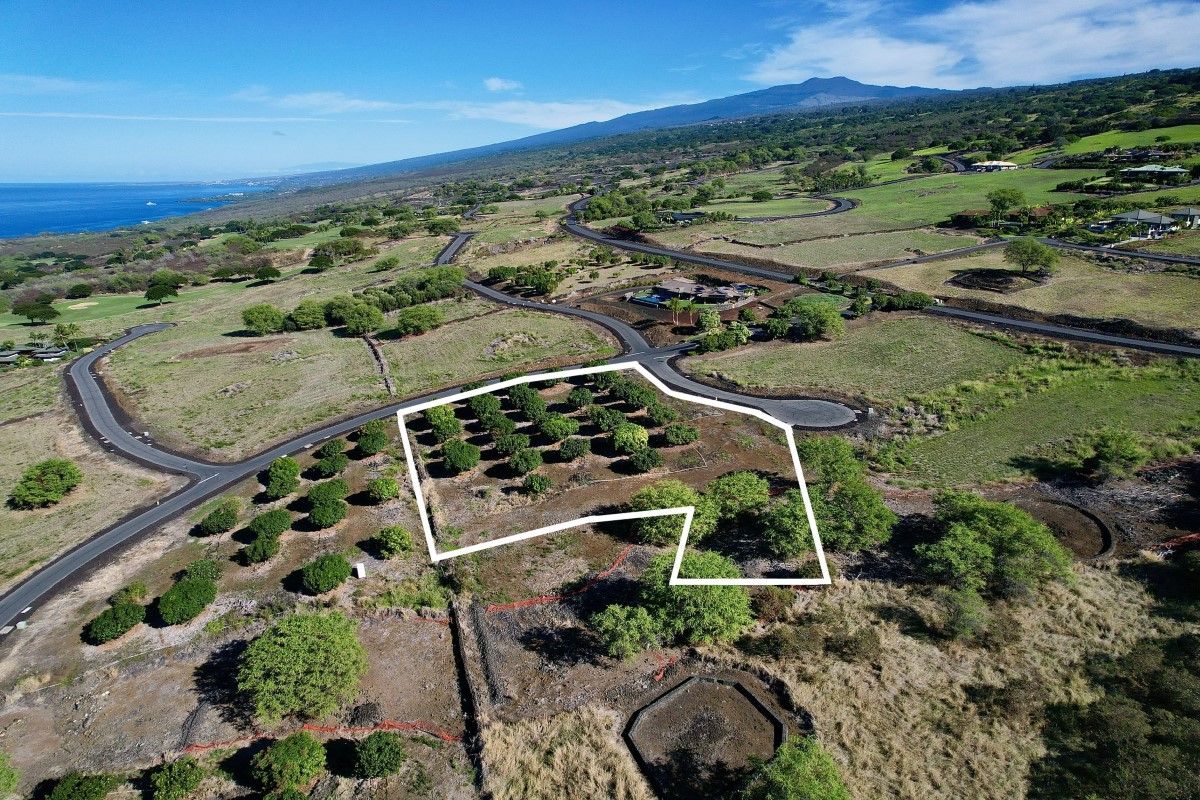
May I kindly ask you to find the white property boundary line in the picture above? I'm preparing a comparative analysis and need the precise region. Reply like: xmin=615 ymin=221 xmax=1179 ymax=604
xmin=396 ymin=362 xmax=831 ymax=586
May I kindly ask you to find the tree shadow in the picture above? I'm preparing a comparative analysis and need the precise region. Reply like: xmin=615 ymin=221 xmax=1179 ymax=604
xmin=192 ymin=638 xmax=254 ymax=729
xmin=324 ymin=737 xmax=359 ymax=777
xmin=646 ymin=744 xmax=747 ymax=800
xmin=518 ymin=625 xmax=607 ymax=667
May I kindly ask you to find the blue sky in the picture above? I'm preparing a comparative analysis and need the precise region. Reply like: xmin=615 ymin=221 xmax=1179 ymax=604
xmin=2 ymin=0 xmax=1197 ymax=182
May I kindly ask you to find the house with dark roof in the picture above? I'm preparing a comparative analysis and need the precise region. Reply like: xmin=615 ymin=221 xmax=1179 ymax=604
xmin=1168 ymin=207 xmax=1200 ymax=229
xmin=1110 ymin=209 xmax=1179 ymax=236
xmin=1120 ymin=164 xmax=1189 ymax=182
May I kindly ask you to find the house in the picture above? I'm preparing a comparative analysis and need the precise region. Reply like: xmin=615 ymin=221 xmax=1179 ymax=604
xmin=655 ymin=210 xmax=706 ymax=224
xmin=1119 ymin=164 xmax=1189 ymax=182
xmin=31 ymin=346 xmax=68 ymax=363
xmin=1168 ymin=207 xmax=1200 ymax=229
xmin=0 ymin=351 xmax=18 ymax=365
xmin=951 ymin=209 xmax=991 ymax=227
xmin=970 ymin=160 xmax=1019 ymax=172
xmin=1111 ymin=209 xmax=1179 ymax=236
xmin=638 ymin=276 xmax=755 ymax=310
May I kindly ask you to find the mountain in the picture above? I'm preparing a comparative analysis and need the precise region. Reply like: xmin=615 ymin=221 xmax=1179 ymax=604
xmin=279 ymin=77 xmax=948 ymax=189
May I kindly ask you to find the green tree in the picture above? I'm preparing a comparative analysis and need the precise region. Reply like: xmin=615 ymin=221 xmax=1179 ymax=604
xmin=706 ymin=471 xmax=769 ymax=519
xmin=254 ymin=266 xmax=282 ymax=282
xmin=810 ymin=479 xmax=897 ymax=551
xmin=612 ymin=422 xmax=649 ymax=454
xmin=248 ymin=509 xmax=292 ymax=538
xmin=198 ymin=497 xmax=239 ymax=535
xmin=8 ymin=458 xmax=84 ymax=509
xmin=309 ymin=499 xmax=348 ymax=529
xmin=46 ymin=773 xmax=119 ymax=800
xmin=150 ymin=757 xmax=207 ymax=800
xmin=238 ymin=612 xmax=368 ymax=724
xmin=13 ymin=301 xmax=61 ymax=324
xmin=426 ymin=216 xmax=461 ymax=235
xmin=301 ymin=554 xmax=352 ymax=594
xmin=313 ymin=452 xmax=350 ymax=477
xmin=740 ymin=735 xmax=851 ymax=800
xmin=1003 ymin=238 xmax=1060 ymax=275
xmin=251 ymin=731 xmax=326 ymax=791
xmin=523 ymin=474 xmax=552 ymax=495
xmin=264 ymin=457 xmax=301 ymax=499
xmin=355 ymin=731 xmax=407 ymax=778
xmin=144 ymin=284 xmax=178 ymax=305
xmin=508 ymin=448 xmax=543 ymax=475
xmin=663 ymin=423 xmax=699 ymax=446
xmin=366 ymin=477 xmax=400 ymax=503
xmin=559 ymin=436 xmax=591 ymax=461
xmin=394 ymin=304 xmax=444 ymax=336
xmin=751 ymin=189 xmax=774 ymax=202
xmin=341 ymin=302 xmax=384 ymax=335
xmin=986 ymin=187 xmax=1026 ymax=224
xmin=762 ymin=489 xmax=816 ymax=558
xmin=371 ymin=525 xmax=413 ymax=558
xmin=316 ymin=438 xmax=345 ymax=459
xmin=356 ymin=430 xmax=389 ymax=456
xmin=443 ymin=438 xmax=482 ymax=473
xmin=697 ymin=308 xmax=722 ymax=332
xmin=538 ymin=412 xmax=580 ymax=441
xmin=629 ymin=480 xmax=700 ymax=545
xmin=423 ymin=406 xmax=462 ymax=442
xmin=791 ymin=303 xmax=845 ymax=341
xmin=158 ymin=577 xmax=217 ymax=625
xmin=307 ymin=479 xmax=349 ymax=504
xmin=592 ymin=605 xmax=660 ymax=659
xmin=629 ymin=447 xmax=664 ymax=472
xmin=587 ymin=404 xmax=626 ymax=433
xmin=286 ymin=300 xmax=327 ymax=331
xmin=640 ymin=552 xmax=752 ymax=645
xmin=494 ymin=433 xmax=531 ymax=456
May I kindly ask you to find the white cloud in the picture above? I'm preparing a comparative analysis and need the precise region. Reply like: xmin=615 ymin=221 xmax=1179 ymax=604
xmin=747 ymin=0 xmax=1200 ymax=89
xmin=0 ymin=111 xmax=330 ymax=123
xmin=483 ymin=77 xmax=522 ymax=92
xmin=0 ymin=73 xmax=119 ymax=94
xmin=233 ymin=86 xmax=400 ymax=113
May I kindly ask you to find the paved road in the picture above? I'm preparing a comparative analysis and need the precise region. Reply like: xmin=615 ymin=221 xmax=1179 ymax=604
xmin=736 ymin=195 xmax=856 ymax=223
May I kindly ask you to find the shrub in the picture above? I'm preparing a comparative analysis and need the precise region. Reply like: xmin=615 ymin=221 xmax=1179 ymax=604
xmin=494 ymin=433 xmax=531 ymax=456
xmin=242 ymin=304 xmax=286 ymax=336
xmin=629 ymin=480 xmax=699 ymax=545
xmin=706 ymin=471 xmax=769 ymax=519
xmin=8 ymin=458 xmax=83 ymax=509
xmin=394 ymin=304 xmax=443 ymax=335
xmin=356 ymin=430 xmax=389 ymax=456
xmin=612 ymin=422 xmax=649 ymax=454
xmin=640 ymin=552 xmax=752 ymax=645
xmin=697 ymin=308 xmax=721 ymax=332
xmin=646 ymin=402 xmax=679 ymax=426
xmin=150 ymin=757 xmax=207 ymax=800
xmin=517 ymin=393 xmax=548 ymax=423
xmin=244 ymin=535 xmax=281 ymax=564
xmin=251 ymin=731 xmax=326 ymax=791
xmin=307 ymin=479 xmax=349 ymax=504
xmin=468 ymin=392 xmax=502 ymax=419
xmin=85 ymin=602 xmax=146 ymax=644
xmin=238 ymin=612 xmax=368 ymax=724
xmin=628 ymin=447 xmax=664 ymax=473
xmin=109 ymin=581 xmax=148 ymax=605
xmin=567 ymin=386 xmax=594 ymax=409
xmin=826 ymin=626 xmax=882 ymax=665
xmin=46 ymin=773 xmax=120 ymax=800
xmin=663 ymin=423 xmax=700 ymax=446
xmin=301 ymin=554 xmax=352 ymax=595
xmin=264 ymin=456 xmax=301 ymax=499
xmin=587 ymin=404 xmax=626 ymax=433
xmin=158 ymin=578 xmax=217 ymax=625
xmin=185 ymin=558 xmax=222 ymax=582
xmin=309 ymin=500 xmax=348 ymax=529
xmin=523 ymin=474 xmax=552 ymax=495
xmin=442 ymin=439 xmax=481 ymax=473
xmin=481 ymin=412 xmax=517 ymax=437
xmin=372 ymin=526 xmax=413 ymax=558
xmin=559 ymin=437 xmax=591 ymax=461
xmin=762 ymin=490 xmax=816 ymax=558
xmin=0 ymin=752 xmax=16 ymax=796
xmin=313 ymin=452 xmax=350 ymax=477
xmin=538 ymin=412 xmax=580 ymax=441
xmin=316 ymin=438 xmax=346 ymax=459
xmin=423 ymin=406 xmax=462 ymax=442
xmin=366 ymin=477 xmax=400 ymax=503
xmin=248 ymin=509 xmax=292 ymax=538
xmin=198 ymin=498 xmax=239 ymax=535
xmin=741 ymin=735 xmax=850 ymax=800
xmin=593 ymin=605 xmax=659 ymax=659
xmin=356 ymin=731 xmax=407 ymax=777
xmin=752 ymin=586 xmax=795 ymax=623
xmin=810 ymin=478 xmax=897 ymax=551
xmin=508 ymin=448 xmax=543 ymax=475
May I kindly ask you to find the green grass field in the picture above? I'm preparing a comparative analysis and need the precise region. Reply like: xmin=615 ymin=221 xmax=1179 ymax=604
xmin=700 ymin=229 xmax=984 ymax=271
xmin=261 ymin=226 xmax=349 ymax=251
xmin=1012 ymin=124 xmax=1200 ymax=165
xmin=692 ymin=196 xmax=830 ymax=217
xmin=871 ymin=250 xmax=1200 ymax=330
xmin=681 ymin=316 xmax=1027 ymax=403
xmin=1137 ymin=231 xmax=1200 ymax=257
xmin=378 ymin=309 xmax=616 ymax=396
xmin=905 ymin=365 xmax=1200 ymax=484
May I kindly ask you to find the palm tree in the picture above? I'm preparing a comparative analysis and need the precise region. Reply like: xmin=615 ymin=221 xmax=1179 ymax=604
xmin=665 ymin=297 xmax=685 ymax=325
xmin=53 ymin=322 xmax=83 ymax=351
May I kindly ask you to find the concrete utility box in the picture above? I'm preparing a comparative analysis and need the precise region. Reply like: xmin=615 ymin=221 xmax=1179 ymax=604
xmin=354 ymin=562 xmax=367 ymax=579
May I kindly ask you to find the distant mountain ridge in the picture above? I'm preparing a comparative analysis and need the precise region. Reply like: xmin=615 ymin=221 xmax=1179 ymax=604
xmin=280 ymin=77 xmax=947 ymax=189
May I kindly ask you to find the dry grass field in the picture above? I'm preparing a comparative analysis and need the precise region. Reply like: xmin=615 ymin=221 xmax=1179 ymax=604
xmin=481 ymin=706 xmax=654 ymax=800
xmin=682 ymin=316 xmax=1028 ymax=404
xmin=736 ymin=566 xmax=1186 ymax=800
xmin=0 ymin=364 xmax=63 ymax=423
xmin=0 ymin=411 xmax=182 ymax=590
xmin=471 ymin=195 xmax=580 ymax=246
xmin=463 ymin=237 xmax=588 ymax=276
xmin=698 ymin=229 xmax=985 ymax=272
xmin=869 ymin=250 xmax=1200 ymax=331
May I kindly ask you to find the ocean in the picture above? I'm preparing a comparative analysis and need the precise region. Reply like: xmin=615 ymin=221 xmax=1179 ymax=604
xmin=0 ymin=182 xmax=277 ymax=239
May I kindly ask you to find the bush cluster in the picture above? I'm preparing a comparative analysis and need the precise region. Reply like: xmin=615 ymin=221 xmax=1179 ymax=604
xmin=8 ymin=458 xmax=83 ymax=509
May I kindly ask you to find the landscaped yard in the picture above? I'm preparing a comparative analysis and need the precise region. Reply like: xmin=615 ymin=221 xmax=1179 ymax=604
xmin=869 ymin=250 xmax=1200 ymax=330
xmin=903 ymin=363 xmax=1200 ymax=484
xmin=681 ymin=316 xmax=1028 ymax=403
xmin=699 ymin=229 xmax=985 ymax=272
